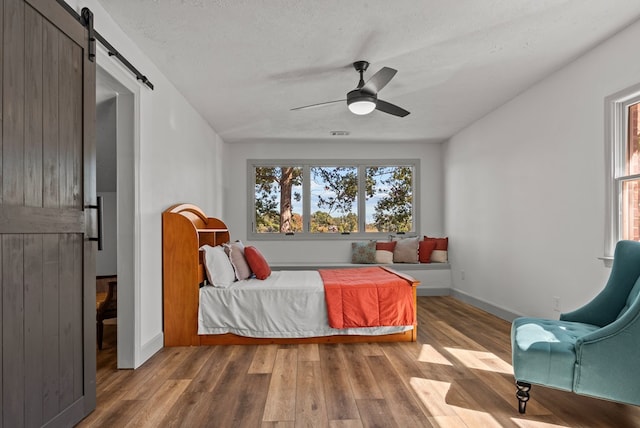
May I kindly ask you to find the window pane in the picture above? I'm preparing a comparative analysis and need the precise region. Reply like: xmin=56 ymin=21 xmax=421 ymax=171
xmin=310 ymin=166 xmax=358 ymax=233
xmin=365 ymin=166 xmax=413 ymax=232
xmin=627 ymin=103 xmax=640 ymax=176
xmin=622 ymin=179 xmax=640 ymax=241
xmin=254 ymin=167 xmax=303 ymax=233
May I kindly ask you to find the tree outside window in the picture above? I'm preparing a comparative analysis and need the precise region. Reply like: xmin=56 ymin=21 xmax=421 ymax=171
xmin=254 ymin=166 xmax=303 ymax=233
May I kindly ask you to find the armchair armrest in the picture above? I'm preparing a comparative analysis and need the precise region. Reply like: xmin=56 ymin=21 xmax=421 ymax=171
xmin=572 ymin=296 xmax=640 ymax=405
xmin=576 ymin=304 xmax=638 ymax=346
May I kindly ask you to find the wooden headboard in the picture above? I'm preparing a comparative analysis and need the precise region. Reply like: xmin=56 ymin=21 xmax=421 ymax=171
xmin=162 ymin=203 xmax=230 ymax=346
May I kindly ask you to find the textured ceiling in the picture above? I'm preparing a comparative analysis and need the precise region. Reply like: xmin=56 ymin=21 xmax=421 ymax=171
xmin=96 ymin=0 xmax=640 ymax=144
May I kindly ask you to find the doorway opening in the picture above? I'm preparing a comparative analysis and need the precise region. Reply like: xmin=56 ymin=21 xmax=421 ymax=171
xmin=95 ymin=56 xmax=139 ymax=369
xmin=95 ymin=92 xmax=118 ymax=361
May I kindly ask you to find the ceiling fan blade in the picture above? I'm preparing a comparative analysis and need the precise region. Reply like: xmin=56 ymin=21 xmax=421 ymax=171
xmin=376 ymin=99 xmax=410 ymax=117
xmin=290 ymin=99 xmax=345 ymax=111
xmin=361 ymin=67 xmax=397 ymax=94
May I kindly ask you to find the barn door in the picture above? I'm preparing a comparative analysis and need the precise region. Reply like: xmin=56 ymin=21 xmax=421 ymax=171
xmin=0 ymin=0 xmax=96 ymax=426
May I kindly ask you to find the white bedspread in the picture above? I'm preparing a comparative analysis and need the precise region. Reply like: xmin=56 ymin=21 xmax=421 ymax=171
xmin=198 ymin=270 xmax=413 ymax=338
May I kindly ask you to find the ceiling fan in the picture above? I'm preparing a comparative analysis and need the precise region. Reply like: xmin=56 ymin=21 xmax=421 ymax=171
xmin=291 ymin=61 xmax=410 ymax=117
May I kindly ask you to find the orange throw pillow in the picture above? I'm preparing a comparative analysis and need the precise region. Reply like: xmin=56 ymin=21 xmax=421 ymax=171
xmin=423 ymin=236 xmax=448 ymax=250
xmin=244 ymin=246 xmax=272 ymax=280
xmin=376 ymin=241 xmax=397 ymax=251
xmin=419 ymin=240 xmax=437 ymax=263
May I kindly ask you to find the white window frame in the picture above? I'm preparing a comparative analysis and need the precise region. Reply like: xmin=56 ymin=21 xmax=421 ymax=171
xmin=248 ymin=159 xmax=420 ymax=240
xmin=604 ymin=83 xmax=640 ymax=259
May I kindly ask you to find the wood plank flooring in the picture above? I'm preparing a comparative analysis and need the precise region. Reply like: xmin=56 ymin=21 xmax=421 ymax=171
xmin=77 ymin=297 xmax=640 ymax=427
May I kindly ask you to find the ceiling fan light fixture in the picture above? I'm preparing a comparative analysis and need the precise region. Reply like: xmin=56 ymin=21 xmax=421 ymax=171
xmin=348 ymin=99 xmax=376 ymax=115
xmin=347 ymin=91 xmax=377 ymax=115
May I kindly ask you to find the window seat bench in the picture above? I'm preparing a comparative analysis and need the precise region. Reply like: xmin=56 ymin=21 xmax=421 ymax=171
xmin=270 ymin=262 xmax=449 ymax=270
xmin=270 ymin=262 xmax=451 ymax=296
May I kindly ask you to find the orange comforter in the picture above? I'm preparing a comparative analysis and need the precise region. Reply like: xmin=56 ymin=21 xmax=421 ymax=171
xmin=319 ymin=267 xmax=416 ymax=329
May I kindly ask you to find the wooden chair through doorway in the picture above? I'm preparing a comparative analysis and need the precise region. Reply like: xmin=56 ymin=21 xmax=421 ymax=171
xmin=96 ymin=276 xmax=117 ymax=350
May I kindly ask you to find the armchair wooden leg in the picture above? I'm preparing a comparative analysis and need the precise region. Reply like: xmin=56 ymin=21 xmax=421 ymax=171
xmin=97 ymin=320 xmax=104 ymax=350
xmin=516 ymin=381 xmax=531 ymax=414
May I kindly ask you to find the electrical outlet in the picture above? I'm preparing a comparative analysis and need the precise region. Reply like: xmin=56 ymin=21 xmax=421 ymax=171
xmin=460 ymin=270 xmax=465 ymax=280
xmin=553 ymin=296 xmax=560 ymax=312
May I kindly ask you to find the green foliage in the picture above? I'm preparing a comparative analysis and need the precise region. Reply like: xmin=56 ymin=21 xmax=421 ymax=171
xmin=341 ymin=212 xmax=358 ymax=233
xmin=313 ymin=167 xmax=357 ymax=216
xmin=310 ymin=211 xmax=333 ymax=233
xmin=310 ymin=211 xmax=358 ymax=233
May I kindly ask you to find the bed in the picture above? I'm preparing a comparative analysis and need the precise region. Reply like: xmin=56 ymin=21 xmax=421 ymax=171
xmin=162 ymin=203 xmax=419 ymax=346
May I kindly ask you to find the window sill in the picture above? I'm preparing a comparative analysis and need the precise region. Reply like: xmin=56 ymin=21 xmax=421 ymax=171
xmin=598 ymin=257 xmax=614 ymax=268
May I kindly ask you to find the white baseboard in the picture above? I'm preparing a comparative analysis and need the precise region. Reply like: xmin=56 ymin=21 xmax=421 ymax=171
xmin=138 ymin=332 xmax=164 ymax=367
xmin=450 ymin=289 xmax=522 ymax=322
xmin=417 ymin=287 xmax=451 ymax=296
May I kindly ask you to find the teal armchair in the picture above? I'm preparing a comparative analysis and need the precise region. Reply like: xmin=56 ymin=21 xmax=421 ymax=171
xmin=511 ymin=240 xmax=640 ymax=413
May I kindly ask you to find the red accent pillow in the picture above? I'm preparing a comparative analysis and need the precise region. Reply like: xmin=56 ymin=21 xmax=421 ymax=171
xmin=423 ymin=236 xmax=448 ymax=250
xmin=244 ymin=246 xmax=271 ymax=280
xmin=419 ymin=240 xmax=437 ymax=263
xmin=376 ymin=241 xmax=397 ymax=251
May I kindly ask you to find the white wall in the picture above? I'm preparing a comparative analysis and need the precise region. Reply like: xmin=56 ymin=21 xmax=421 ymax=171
xmin=444 ymin=20 xmax=640 ymax=319
xmin=67 ymin=0 xmax=224 ymax=366
xmin=137 ymin=71 xmax=222 ymax=358
xmin=224 ymin=140 xmax=444 ymax=263
xmin=96 ymin=98 xmax=117 ymax=276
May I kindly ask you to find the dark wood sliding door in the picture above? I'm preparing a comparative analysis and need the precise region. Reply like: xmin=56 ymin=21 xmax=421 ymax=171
xmin=0 ymin=0 xmax=96 ymax=426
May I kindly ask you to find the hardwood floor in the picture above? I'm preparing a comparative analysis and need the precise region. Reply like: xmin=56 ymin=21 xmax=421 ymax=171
xmin=77 ymin=297 xmax=640 ymax=427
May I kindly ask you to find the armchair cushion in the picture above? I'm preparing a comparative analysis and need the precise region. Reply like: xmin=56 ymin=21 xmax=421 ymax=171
xmin=512 ymin=317 xmax=599 ymax=391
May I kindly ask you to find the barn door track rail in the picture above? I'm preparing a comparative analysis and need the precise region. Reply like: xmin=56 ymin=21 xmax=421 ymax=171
xmin=55 ymin=0 xmax=155 ymax=90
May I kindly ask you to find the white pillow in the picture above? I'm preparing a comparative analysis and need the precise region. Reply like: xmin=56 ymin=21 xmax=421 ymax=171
xmin=224 ymin=241 xmax=252 ymax=280
xmin=375 ymin=250 xmax=394 ymax=264
xmin=431 ymin=250 xmax=448 ymax=263
xmin=200 ymin=244 xmax=235 ymax=287
xmin=392 ymin=236 xmax=420 ymax=263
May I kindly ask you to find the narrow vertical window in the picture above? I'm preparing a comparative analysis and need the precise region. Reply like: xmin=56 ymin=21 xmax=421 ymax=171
xmin=310 ymin=166 xmax=358 ymax=233
xmin=365 ymin=166 xmax=414 ymax=233
xmin=254 ymin=166 xmax=303 ymax=233
xmin=622 ymin=104 xmax=640 ymax=241
xmin=606 ymin=85 xmax=640 ymax=257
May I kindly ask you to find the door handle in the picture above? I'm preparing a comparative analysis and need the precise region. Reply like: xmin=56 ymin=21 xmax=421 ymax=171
xmin=85 ymin=196 xmax=104 ymax=250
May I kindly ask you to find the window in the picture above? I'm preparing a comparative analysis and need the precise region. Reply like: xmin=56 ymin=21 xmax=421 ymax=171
xmin=249 ymin=160 xmax=419 ymax=239
xmin=365 ymin=166 xmax=414 ymax=233
xmin=253 ymin=166 xmax=303 ymax=234
xmin=605 ymin=84 xmax=640 ymax=257
xmin=310 ymin=166 xmax=358 ymax=233
xmin=622 ymin=104 xmax=640 ymax=242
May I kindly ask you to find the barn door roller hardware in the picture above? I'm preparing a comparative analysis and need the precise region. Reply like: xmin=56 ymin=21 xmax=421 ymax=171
xmin=55 ymin=1 xmax=154 ymax=90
